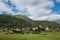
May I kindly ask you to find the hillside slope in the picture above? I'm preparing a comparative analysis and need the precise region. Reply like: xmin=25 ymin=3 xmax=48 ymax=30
xmin=0 ymin=14 xmax=34 ymax=28
xmin=0 ymin=14 xmax=60 ymax=30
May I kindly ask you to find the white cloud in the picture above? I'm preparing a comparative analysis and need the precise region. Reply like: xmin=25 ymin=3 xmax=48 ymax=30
xmin=28 ymin=14 xmax=60 ymax=21
xmin=10 ymin=0 xmax=54 ymax=18
xmin=0 ymin=0 xmax=16 ymax=14
xmin=26 ymin=6 xmax=52 ymax=17
xmin=56 ymin=0 xmax=60 ymax=2
xmin=0 ymin=1 xmax=12 ymax=12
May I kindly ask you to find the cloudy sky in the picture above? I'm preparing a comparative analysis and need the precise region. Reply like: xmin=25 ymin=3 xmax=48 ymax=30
xmin=0 ymin=0 xmax=60 ymax=22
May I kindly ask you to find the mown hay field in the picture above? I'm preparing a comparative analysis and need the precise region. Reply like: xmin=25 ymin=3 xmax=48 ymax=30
xmin=0 ymin=31 xmax=60 ymax=40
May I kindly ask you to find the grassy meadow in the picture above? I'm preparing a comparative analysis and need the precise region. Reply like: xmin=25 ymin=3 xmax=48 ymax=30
xmin=0 ymin=31 xmax=60 ymax=40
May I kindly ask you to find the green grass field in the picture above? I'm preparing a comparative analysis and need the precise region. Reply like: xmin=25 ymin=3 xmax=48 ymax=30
xmin=0 ymin=31 xmax=60 ymax=40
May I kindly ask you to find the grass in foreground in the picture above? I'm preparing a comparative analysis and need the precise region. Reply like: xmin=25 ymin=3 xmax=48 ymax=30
xmin=0 ymin=31 xmax=60 ymax=40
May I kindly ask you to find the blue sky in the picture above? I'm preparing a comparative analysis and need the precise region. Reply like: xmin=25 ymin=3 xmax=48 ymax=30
xmin=52 ymin=0 xmax=60 ymax=14
xmin=0 ymin=0 xmax=60 ymax=22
